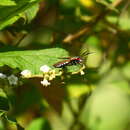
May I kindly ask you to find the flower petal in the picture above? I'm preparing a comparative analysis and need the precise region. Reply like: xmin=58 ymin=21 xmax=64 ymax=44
xmin=40 ymin=65 xmax=51 ymax=73
xmin=21 ymin=70 xmax=31 ymax=77
xmin=41 ymin=79 xmax=50 ymax=86
xmin=8 ymin=74 xmax=18 ymax=85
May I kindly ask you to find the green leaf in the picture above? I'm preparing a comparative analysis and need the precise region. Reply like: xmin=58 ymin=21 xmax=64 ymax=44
xmin=96 ymin=0 xmax=118 ymax=12
xmin=118 ymin=6 xmax=130 ymax=30
xmin=121 ymin=62 xmax=130 ymax=79
xmin=60 ymin=0 xmax=79 ymax=9
xmin=106 ymin=15 xmax=118 ymax=24
xmin=80 ymin=86 xmax=130 ymax=130
xmin=0 ymin=0 xmax=41 ymax=30
xmin=99 ymin=68 xmax=124 ymax=85
xmin=27 ymin=117 xmax=51 ymax=130
xmin=0 ymin=120 xmax=4 ymax=130
xmin=1 ymin=114 xmax=18 ymax=130
xmin=0 ymin=48 xmax=82 ymax=77
xmin=0 ymin=48 xmax=66 ymax=76
xmin=0 ymin=15 xmax=21 ymax=30
xmin=85 ymin=35 xmax=100 ymax=47
xmin=66 ymin=65 xmax=82 ymax=73
xmin=24 ymin=3 xmax=39 ymax=23
xmin=0 ymin=89 xmax=9 ymax=112
xmin=0 ymin=0 xmax=16 ymax=6
xmin=67 ymin=84 xmax=91 ymax=98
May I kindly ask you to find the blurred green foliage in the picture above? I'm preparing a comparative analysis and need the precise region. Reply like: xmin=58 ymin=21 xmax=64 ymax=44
xmin=0 ymin=0 xmax=130 ymax=130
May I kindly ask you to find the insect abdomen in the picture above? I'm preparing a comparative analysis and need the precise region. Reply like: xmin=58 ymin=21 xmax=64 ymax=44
xmin=53 ymin=61 xmax=69 ymax=68
xmin=53 ymin=57 xmax=83 ymax=68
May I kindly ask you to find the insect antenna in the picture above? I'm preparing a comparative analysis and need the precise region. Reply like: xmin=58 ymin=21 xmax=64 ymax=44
xmin=80 ymin=50 xmax=94 ymax=58
xmin=80 ymin=50 xmax=95 ymax=67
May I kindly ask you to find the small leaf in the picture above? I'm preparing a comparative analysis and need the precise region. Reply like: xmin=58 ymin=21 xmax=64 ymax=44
xmin=0 ymin=89 xmax=9 ymax=112
xmin=24 ymin=3 xmax=39 ymax=23
xmin=121 ymin=62 xmax=130 ymax=79
xmin=118 ymin=6 xmax=130 ymax=30
xmin=0 ymin=15 xmax=21 ymax=30
xmin=0 ymin=111 xmax=5 ymax=117
xmin=85 ymin=35 xmax=100 ymax=47
xmin=0 ymin=0 xmax=41 ymax=30
xmin=67 ymin=84 xmax=91 ymax=98
xmin=0 ymin=120 xmax=4 ymax=130
xmin=0 ymin=0 xmax=16 ymax=6
xmin=27 ymin=117 xmax=51 ymax=130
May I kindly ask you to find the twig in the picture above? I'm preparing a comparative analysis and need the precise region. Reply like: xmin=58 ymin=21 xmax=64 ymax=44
xmin=63 ymin=27 xmax=91 ymax=43
xmin=63 ymin=0 xmax=123 ymax=43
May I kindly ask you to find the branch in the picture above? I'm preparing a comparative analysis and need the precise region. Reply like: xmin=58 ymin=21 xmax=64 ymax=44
xmin=63 ymin=26 xmax=91 ymax=43
xmin=63 ymin=0 xmax=123 ymax=43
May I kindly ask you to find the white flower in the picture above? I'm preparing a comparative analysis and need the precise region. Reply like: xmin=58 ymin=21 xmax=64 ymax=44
xmin=41 ymin=79 xmax=50 ymax=86
xmin=40 ymin=65 xmax=51 ymax=73
xmin=80 ymin=70 xmax=85 ymax=75
xmin=7 ymin=74 xmax=18 ymax=85
xmin=21 ymin=70 xmax=31 ymax=77
xmin=0 ymin=73 xmax=7 ymax=79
